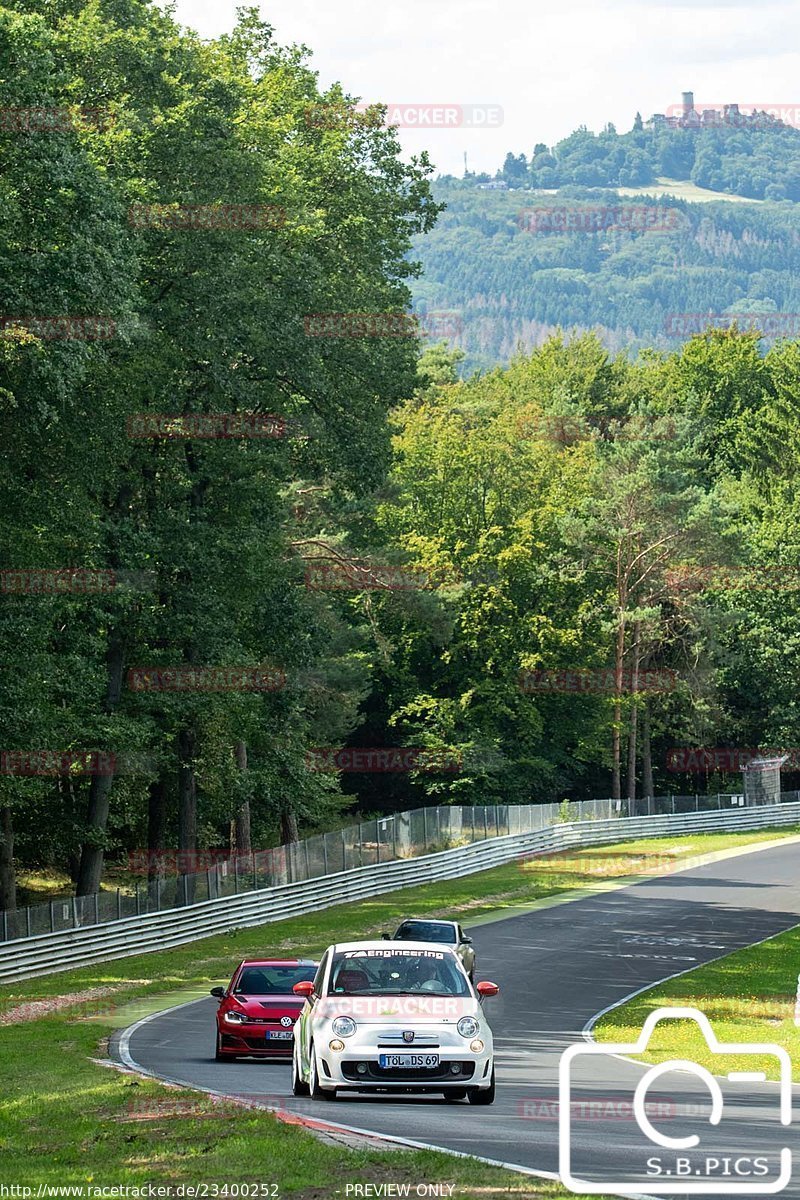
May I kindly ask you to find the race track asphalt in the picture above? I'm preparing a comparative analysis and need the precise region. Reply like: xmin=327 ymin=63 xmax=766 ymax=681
xmin=112 ymin=840 xmax=800 ymax=1199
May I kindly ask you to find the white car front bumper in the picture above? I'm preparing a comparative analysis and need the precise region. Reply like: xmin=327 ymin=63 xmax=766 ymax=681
xmin=314 ymin=1024 xmax=494 ymax=1092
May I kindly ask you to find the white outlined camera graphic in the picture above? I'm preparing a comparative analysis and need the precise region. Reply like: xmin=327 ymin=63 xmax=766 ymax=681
xmin=559 ymin=1006 xmax=792 ymax=1195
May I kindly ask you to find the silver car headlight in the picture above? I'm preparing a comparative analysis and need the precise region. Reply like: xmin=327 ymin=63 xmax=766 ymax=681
xmin=331 ymin=1015 xmax=357 ymax=1038
xmin=457 ymin=1016 xmax=480 ymax=1038
xmin=224 ymin=1010 xmax=246 ymax=1024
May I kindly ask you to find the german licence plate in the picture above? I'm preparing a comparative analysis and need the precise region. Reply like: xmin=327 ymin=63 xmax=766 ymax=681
xmin=266 ymin=1030 xmax=293 ymax=1040
xmin=378 ymin=1053 xmax=439 ymax=1069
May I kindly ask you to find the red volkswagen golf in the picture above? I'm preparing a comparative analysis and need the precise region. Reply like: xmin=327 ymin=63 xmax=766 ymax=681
xmin=211 ymin=958 xmax=317 ymax=1061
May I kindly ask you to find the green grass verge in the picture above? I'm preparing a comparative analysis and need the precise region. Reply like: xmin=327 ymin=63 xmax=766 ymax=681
xmin=2 ymin=825 xmax=798 ymax=1197
xmin=594 ymin=915 xmax=800 ymax=1083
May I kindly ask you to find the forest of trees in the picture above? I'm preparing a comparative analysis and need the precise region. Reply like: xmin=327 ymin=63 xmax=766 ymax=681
xmin=412 ymin=183 xmax=800 ymax=370
xmin=5 ymin=1 xmax=800 ymax=911
xmin=486 ymin=114 xmax=800 ymax=200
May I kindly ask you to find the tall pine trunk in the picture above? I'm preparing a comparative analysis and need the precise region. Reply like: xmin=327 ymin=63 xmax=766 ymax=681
xmin=612 ymin=614 xmax=625 ymax=799
xmin=0 ymin=806 xmax=16 ymax=914
xmin=178 ymin=726 xmax=197 ymax=904
xmin=147 ymin=778 xmax=168 ymax=881
xmin=234 ymin=740 xmax=251 ymax=854
xmin=280 ymin=807 xmax=299 ymax=844
xmin=76 ymin=633 xmax=125 ymax=895
xmin=642 ymin=702 xmax=654 ymax=799
xmin=626 ymin=622 xmax=641 ymax=803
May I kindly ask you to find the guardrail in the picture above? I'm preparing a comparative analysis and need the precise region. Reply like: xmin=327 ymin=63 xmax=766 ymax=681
xmin=2 ymin=798 xmax=799 ymax=984
xmin=2 ymin=792 xmax=781 ymax=945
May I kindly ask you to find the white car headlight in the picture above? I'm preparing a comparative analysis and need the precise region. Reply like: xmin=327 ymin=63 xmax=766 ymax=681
xmin=457 ymin=1016 xmax=480 ymax=1038
xmin=224 ymin=1010 xmax=246 ymax=1024
xmin=331 ymin=1015 xmax=357 ymax=1037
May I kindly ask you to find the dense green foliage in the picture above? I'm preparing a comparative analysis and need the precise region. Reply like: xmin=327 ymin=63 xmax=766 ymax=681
xmin=412 ymin=182 xmax=800 ymax=371
xmin=351 ymin=331 xmax=800 ymax=811
xmin=3 ymin=1 xmax=800 ymax=906
xmin=0 ymin=0 xmax=438 ymax=903
xmin=493 ymin=116 xmax=800 ymax=199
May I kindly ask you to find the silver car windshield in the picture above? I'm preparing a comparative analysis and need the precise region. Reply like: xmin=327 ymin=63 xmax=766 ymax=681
xmin=395 ymin=920 xmax=457 ymax=944
xmin=328 ymin=949 xmax=470 ymax=996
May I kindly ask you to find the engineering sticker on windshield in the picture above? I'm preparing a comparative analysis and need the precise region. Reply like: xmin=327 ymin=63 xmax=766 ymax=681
xmin=343 ymin=949 xmax=445 ymax=959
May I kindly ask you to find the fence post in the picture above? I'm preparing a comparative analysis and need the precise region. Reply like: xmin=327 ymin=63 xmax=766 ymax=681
xmin=305 ymin=840 xmax=311 ymax=879
xmin=358 ymin=823 xmax=363 ymax=867
xmin=2 ymin=909 xmax=7 ymax=942
xmin=50 ymin=899 xmax=56 ymax=932
xmin=495 ymin=807 xmax=500 ymax=838
xmin=94 ymin=892 xmax=100 ymax=925
xmin=135 ymin=883 xmax=141 ymax=915
xmin=207 ymin=868 xmax=214 ymax=900
xmin=26 ymin=905 xmax=31 ymax=938
xmin=322 ymin=835 xmax=329 ymax=875
xmin=234 ymin=856 xmax=239 ymax=894
xmin=393 ymin=818 xmax=398 ymax=859
xmin=342 ymin=828 xmax=347 ymax=871
xmin=695 ymin=794 xmax=699 ymax=812
xmin=252 ymin=851 xmax=257 ymax=890
xmin=422 ymin=808 xmax=428 ymax=849
xmin=483 ymin=808 xmax=488 ymax=839
xmin=72 ymin=896 xmax=79 ymax=929
xmin=671 ymin=795 xmax=675 ymax=814
xmin=376 ymin=823 xmax=381 ymax=863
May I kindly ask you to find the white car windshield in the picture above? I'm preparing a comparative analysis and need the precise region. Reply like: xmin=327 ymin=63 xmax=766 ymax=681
xmin=328 ymin=949 xmax=470 ymax=996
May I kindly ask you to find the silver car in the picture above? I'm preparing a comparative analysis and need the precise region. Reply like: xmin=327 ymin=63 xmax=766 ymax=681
xmin=390 ymin=918 xmax=476 ymax=980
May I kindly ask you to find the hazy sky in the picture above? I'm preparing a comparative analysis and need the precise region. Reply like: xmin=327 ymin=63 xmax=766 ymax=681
xmin=170 ymin=0 xmax=800 ymax=177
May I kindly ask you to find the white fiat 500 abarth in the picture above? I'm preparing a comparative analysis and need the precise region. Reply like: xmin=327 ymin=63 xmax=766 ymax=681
xmin=291 ymin=939 xmax=499 ymax=1104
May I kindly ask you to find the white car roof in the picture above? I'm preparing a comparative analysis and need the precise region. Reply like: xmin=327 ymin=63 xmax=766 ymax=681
xmin=330 ymin=939 xmax=459 ymax=954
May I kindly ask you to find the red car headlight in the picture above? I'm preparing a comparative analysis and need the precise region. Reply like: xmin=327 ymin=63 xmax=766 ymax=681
xmin=223 ymin=1010 xmax=247 ymax=1024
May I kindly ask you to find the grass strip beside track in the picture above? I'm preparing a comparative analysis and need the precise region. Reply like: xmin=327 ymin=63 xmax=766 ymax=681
xmin=594 ymin=918 xmax=800 ymax=1083
xmin=2 ymin=825 xmax=799 ymax=1197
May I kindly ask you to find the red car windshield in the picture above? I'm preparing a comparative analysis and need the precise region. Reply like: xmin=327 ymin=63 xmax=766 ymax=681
xmin=233 ymin=965 xmax=316 ymax=995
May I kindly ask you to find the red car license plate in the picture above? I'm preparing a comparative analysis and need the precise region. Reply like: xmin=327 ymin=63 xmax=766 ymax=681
xmin=266 ymin=1030 xmax=293 ymax=1040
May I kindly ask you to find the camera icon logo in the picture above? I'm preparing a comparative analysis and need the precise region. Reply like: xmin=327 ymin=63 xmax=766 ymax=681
xmin=559 ymin=1006 xmax=792 ymax=1195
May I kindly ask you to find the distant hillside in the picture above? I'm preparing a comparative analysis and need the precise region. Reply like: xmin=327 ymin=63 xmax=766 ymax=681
xmin=480 ymin=99 xmax=800 ymax=201
xmin=411 ymin=183 xmax=800 ymax=372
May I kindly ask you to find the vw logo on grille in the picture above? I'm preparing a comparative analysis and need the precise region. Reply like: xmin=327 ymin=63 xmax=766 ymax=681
xmin=402 ymin=1030 xmax=415 ymax=1043
xmin=280 ymin=1016 xmax=293 ymax=1027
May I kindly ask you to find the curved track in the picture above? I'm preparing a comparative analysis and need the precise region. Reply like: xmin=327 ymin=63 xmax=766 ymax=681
xmin=113 ymin=841 xmax=800 ymax=1198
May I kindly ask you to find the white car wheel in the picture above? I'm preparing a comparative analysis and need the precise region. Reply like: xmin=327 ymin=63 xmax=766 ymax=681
xmin=292 ymin=1043 xmax=310 ymax=1096
xmin=309 ymin=1045 xmax=336 ymax=1100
